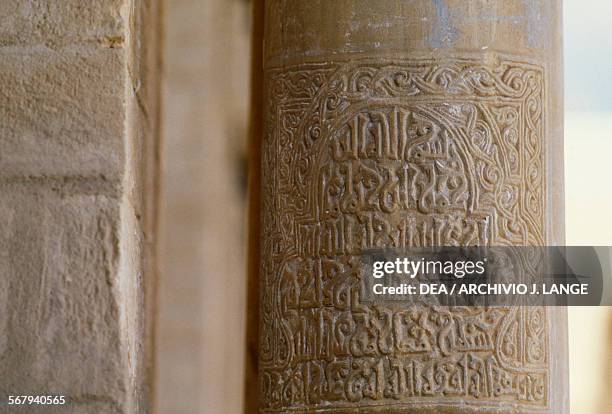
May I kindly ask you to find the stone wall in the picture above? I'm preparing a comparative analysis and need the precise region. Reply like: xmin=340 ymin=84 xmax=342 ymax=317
xmin=0 ymin=1 xmax=161 ymax=413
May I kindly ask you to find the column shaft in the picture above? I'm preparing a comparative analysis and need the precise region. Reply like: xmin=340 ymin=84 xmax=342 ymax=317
xmin=258 ymin=1 xmax=566 ymax=412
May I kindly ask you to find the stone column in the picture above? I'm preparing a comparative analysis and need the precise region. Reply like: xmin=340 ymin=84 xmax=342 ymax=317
xmin=257 ymin=1 xmax=566 ymax=413
xmin=0 ymin=1 xmax=161 ymax=413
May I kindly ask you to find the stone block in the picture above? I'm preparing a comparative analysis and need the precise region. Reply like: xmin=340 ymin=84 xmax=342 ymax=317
xmin=0 ymin=1 xmax=124 ymax=48
xmin=0 ymin=46 xmax=125 ymax=179
xmin=0 ymin=185 xmax=129 ymax=412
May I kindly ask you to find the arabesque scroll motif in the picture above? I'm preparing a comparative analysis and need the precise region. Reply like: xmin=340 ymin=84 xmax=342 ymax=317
xmin=260 ymin=58 xmax=547 ymax=412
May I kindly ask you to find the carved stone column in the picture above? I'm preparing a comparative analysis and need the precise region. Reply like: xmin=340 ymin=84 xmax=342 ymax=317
xmin=257 ymin=1 xmax=566 ymax=412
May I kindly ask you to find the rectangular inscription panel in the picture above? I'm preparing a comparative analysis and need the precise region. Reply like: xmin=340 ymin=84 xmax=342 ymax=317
xmin=260 ymin=57 xmax=547 ymax=413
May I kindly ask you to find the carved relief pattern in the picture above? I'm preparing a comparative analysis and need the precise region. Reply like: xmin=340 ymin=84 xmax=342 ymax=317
xmin=260 ymin=58 xmax=547 ymax=412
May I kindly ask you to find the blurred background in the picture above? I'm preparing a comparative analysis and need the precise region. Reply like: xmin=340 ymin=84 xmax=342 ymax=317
xmin=155 ymin=1 xmax=612 ymax=413
xmin=564 ymin=1 xmax=612 ymax=413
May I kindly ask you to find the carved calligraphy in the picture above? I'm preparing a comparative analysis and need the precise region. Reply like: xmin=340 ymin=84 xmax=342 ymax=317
xmin=260 ymin=58 xmax=548 ymax=412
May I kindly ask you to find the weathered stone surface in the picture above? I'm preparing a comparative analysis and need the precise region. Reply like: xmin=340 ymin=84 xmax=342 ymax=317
xmin=0 ymin=187 xmax=126 ymax=406
xmin=0 ymin=47 xmax=125 ymax=179
xmin=0 ymin=1 xmax=124 ymax=47
xmin=0 ymin=1 xmax=161 ymax=413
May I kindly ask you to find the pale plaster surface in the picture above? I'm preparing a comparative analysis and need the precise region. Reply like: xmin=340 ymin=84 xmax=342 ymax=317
xmin=156 ymin=0 xmax=250 ymax=413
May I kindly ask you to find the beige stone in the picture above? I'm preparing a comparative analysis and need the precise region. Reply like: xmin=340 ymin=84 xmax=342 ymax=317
xmin=0 ymin=47 xmax=125 ymax=178
xmin=0 ymin=1 xmax=124 ymax=48
xmin=257 ymin=1 xmax=566 ymax=412
xmin=0 ymin=188 xmax=124 ymax=398
xmin=0 ymin=1 xmax=161 ymax=413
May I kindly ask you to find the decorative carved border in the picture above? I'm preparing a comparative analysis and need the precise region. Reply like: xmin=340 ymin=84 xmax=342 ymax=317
xmin=260 ymin=57 xmax=548 ymax=412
